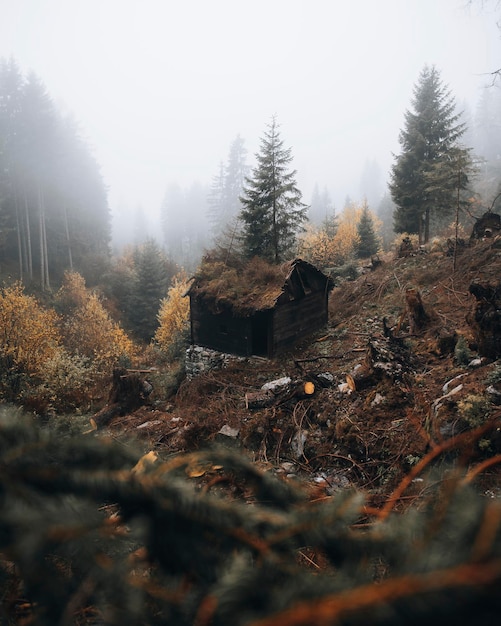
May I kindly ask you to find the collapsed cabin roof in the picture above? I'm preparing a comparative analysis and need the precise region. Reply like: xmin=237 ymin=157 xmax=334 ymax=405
xmin=187 ymin=256 xmax=333 ymax=316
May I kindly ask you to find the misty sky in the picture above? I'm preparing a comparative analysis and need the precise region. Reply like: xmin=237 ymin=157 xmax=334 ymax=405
xmin=1 ymin=0 xmax=500 ymax=223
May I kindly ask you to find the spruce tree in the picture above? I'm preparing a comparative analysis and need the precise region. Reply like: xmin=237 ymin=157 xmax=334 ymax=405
xmin=207 ymin=160 xmax=226 ymax=238
xmin=356 ymin=202 xmax=379 ymax=258
xmin=310 ymin=184 xmax=335 ymax=226
xmin=389 ymin=65 xmax=471 ymax=244
xmin=225 ymin=134 xmax=248 ymax=219
xmin=128 ymin=239 xmax=169 ymax=342
xmin=239 ymin=116 xmax=308 ymax=263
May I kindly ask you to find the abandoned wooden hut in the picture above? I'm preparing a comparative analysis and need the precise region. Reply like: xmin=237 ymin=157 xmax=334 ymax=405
xmin=187 ymin=257 xmax=334 ymax=358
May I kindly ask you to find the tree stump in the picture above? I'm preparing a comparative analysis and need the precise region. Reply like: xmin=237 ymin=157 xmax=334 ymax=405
xmin=470 ymin=211 xmax=501 ymax=241
xmin=245 ymin=390 xmax=275 ymax=410
xmin=398 ymin=236 xmax=414 ymax=258
xmin=405 ymin=288 xmax=429 ymax=334
xmin=346 ymin=325 xmax=414 ymax=391
xmin=93 ymin=368 xmax=153 ymax=428
xmin=467 ymin=280 xmax=501 ymax=359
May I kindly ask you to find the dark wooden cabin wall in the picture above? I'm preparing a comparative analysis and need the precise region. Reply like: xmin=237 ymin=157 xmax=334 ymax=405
xmin=190 ymin=299 xmax=253 ymax=356
xmin=189 ymin=262 xmax=332 ymax=358
xmin=271 ymin=291 xmax=328 ymax=355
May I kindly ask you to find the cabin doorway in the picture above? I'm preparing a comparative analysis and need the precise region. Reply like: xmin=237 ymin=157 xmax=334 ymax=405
xmin=251 ymin=312 xmax=270 ymax=356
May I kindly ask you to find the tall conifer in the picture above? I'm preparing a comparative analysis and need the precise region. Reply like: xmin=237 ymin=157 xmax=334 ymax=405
xmin=239 ymin=117 xmax=307 ymax=263
xmin=356 ymin=202 xmax=379 ymax=258
xmin=390 ymin=65 xmax=471 ymax=244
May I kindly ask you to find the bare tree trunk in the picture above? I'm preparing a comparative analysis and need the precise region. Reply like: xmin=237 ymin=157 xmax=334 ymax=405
xmin=23 ymin=188 xmax=33 ymax=280
xmin=62 ymin=203 xmax=73 ymax=270
xmin=38 ymin=183 xmax=50 ymax=291
xmin=272 ymin=189 xmax=278 ymax=263
xmin=42 ymin=204 xmax=50 ymax=290
xmin=14 ymin=187 xmax=23 ymax=281
xmin=424 ymin=207 xmax=430 ymax=244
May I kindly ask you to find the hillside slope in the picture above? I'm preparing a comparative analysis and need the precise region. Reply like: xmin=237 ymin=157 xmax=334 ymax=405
xmin=106 ymin=237 xmax=501 ymax=501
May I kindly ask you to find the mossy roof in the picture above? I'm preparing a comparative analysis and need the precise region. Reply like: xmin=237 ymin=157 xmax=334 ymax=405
xmin=188 ymin=257 xmax=330 ymax=316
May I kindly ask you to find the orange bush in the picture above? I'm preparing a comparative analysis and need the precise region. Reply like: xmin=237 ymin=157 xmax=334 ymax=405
xmin=0 ymin=282 xmax=61 ymax=378
xmin=155 ymin=271 xmax=190 ymax=356
xmin=58 ymin=272 xmax=136 ymax=371
xmin=299 ymin=201 xmax=383 ymax=267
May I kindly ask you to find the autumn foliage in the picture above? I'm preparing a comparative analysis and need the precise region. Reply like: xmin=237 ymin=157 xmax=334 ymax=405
xmin=155 ymin=270 xmax=190 ymax=356
xmin=299 ymin=200 xmax=382 ymax=268
xmin=57 ymin=271 xmax=136 ymax=371
xmin=0 ymin=283 xmax=61 ymax=396
xmin=0 ymin=273 xmax=137 ymax=410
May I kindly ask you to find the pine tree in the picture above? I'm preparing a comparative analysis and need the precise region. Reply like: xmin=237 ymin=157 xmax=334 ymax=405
xmin=239 ymin=116 xmax=308 ymax=263
xmin=207 ymin=160 xmax=226 ymax=238
xmin=389 ymin=65 xmax=472 ymax=244
xmin=359 ymin=158 xmax=383 ymax=208
xmin=128 ymin=239 xmax=169 ymax=342
xmin=207 ymin=135 xmax=248 ymax=243
xmin=310 ymin=184 xmax=335 ymax=226
xmin=356 ymin=201 xmax=379 ymax=258
xmin=161 ymin=182 xmax=209 ymax=270
xmin=225 ymin=134 xmax=248 ymax=219
xmin=377 ymin=192 xmax=397 ymax=250
xmin=472 ymin=87 xmax=501 ymax=207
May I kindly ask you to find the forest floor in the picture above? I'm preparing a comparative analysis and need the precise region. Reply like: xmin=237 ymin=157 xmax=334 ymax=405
xmin=102 ymin=236 xmax=501 ymax=508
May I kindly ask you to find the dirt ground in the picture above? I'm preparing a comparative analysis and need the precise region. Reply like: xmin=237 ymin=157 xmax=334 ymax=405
xmin=103 ymin=237 xmax=501 ymax=504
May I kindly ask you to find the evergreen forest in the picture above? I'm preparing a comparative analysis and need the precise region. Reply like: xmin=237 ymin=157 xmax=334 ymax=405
xmin=1 ymin=46 xmax=501 ymax=625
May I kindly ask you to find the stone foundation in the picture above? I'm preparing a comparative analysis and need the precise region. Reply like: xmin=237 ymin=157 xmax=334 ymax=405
xmin=185 ymin=345 xmax=246 ymax=379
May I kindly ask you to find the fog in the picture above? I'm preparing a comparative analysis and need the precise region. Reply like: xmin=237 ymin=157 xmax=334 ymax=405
xmin=1 ymin=0 xmax=500 ymax=244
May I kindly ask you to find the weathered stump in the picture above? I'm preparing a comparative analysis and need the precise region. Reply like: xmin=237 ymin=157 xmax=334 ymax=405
xmin=93 ymin=368 xmax=153 ymax=428
xmin=405 ymin=288 xmax=429 ymax=334
xmin=397 ymin=236 xmax=414 ymax=258
xmin=467 ymin=280 xmax=501 ymax=359
xmin=346 ymin=363 xmax=374 ymax=391
xmin=346 ymin=327 xmax=414 ymax=391
xmin=470 ymin=211 xmax=501 ymax=241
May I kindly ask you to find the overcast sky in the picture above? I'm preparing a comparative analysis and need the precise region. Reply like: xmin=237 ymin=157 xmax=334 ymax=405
xmin=1 ymin=0 xmax=500 ymax=221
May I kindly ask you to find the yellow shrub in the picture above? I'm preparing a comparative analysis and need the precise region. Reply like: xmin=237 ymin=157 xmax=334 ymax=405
xmin=56 ymin=271 xmax=89 ymax=312
xmin=63 ymin=292 xmax=135 ymax=370
xmin=57 ymin=272 xmax=136 ymax=371
xmin=299 ymin=201 xmax=383 ymax=267
xmin=298 ymin=224 xmax=340 ymax=268
xmin=0 ymin=283 xmax=61 ymax=377
xmin=155 ymin=271 xmax=190 ymax=355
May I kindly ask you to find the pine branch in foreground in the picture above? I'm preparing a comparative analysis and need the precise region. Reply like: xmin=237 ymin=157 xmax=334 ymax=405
xmin=1 ymin=412 xmax=501 ymax=625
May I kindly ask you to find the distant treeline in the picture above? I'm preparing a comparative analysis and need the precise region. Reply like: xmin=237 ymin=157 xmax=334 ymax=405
xmin=0 ymin=58 xmax=110 ymax=289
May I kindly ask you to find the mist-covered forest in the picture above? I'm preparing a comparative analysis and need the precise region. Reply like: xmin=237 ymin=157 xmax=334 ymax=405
xmin=0 ymin=53 xmax=500 ymax=381
xmin=2 ymin=56 xmax=501 ymax=290
xmin=2 ymin=3 xmax=501 ymax=621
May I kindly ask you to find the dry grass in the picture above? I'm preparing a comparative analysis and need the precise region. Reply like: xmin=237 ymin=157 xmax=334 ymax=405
xmin=188 ymin=255 xmax=296 ymax=314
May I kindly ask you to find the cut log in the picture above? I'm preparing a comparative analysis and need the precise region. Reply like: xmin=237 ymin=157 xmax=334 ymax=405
xmin=346 ymin=363 xmax=374 ymax=391
xmin=245 ymin=390 xmax=275 ymax=410
xmin=304 ymin=381 xmax=315 ymax=395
